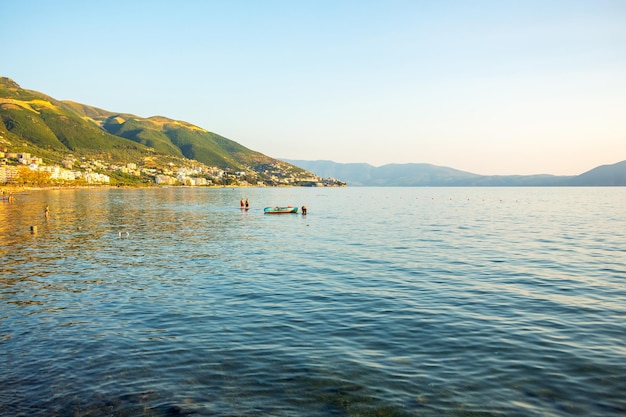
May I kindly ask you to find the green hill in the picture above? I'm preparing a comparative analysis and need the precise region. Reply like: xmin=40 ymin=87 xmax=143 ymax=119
xmin=0 ymin=78 xmax=153 ymax=164
xmin=0 ymin=76 xmax=289 ymax=173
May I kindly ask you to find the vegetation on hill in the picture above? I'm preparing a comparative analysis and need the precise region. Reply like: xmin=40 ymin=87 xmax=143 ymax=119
xmin=101 ymin=116 xmax=185 ymax=157
xmin=0 ymin=77 xmax=153 ymax=163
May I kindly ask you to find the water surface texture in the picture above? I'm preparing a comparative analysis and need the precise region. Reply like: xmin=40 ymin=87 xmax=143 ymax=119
xmin=1 ymin=187 xmax=625 ymax=416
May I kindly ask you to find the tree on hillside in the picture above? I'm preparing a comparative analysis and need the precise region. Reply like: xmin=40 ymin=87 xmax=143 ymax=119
xmin=14 ymin=166 xmax=52 ymax=186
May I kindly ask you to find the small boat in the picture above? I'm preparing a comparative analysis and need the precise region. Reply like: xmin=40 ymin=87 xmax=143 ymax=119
xmin=264 ymin=206 xmax=298 ymax=214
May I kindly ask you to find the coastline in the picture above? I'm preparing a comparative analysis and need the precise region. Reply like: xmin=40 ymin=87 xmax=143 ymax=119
xmin=0 ymin=183 xmax=297 ymax=198
xmin=0 ymin=184 xmax=124 ymax=200
xmin=1 ymin=184 xmax=110 ymax=194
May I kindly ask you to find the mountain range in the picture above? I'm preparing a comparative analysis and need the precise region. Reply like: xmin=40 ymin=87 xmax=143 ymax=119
xmin=283 ymin=159 xmax=626 ymax=186
xmin=2 ymin=76 xmax=623 ymax=187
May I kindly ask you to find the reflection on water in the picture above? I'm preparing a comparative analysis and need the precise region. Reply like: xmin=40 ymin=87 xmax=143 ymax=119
xmin=1 ymin=187 xmax=625 ymax=416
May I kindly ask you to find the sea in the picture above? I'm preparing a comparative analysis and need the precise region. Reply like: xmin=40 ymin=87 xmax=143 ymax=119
xmin=1 ymin=186 xmax=625 ymax=417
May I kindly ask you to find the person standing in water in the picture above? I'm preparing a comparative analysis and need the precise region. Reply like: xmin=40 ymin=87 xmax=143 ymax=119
xmin=240 ymin=198 xmax=245 ymax=208
xmin=245 ymin=198 xmax=249 ymax=208
xmin=44 ymin=205 xmax=50 ymax=220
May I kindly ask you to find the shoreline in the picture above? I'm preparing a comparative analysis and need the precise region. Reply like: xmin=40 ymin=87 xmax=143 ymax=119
xmin=1 ymin=184 xmax=111 ymax=194
xmin=0 ymin=183 xmax=299 ymax=197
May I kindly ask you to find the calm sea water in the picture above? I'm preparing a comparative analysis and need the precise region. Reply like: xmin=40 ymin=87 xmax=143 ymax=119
xmin=1 ymin=187 xmax=625 ymax=417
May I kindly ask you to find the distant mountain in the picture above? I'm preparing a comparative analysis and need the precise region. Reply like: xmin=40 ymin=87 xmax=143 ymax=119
xmin=284 ymin=159 xmax=626 ymax=186
xmin=569 ymin=160 xmax=626 ymax=186
xmin=0 ymin=77 xmax=305 ymax=179
xmin=281 ymin=161 xmax=482 ymax=186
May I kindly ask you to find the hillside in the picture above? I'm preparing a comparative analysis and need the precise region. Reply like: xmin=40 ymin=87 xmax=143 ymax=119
xmin=0 ymin=76 xmax=321 ymax=185
xmin=0 ymin=78 xmax=150 ymax=163
xmin=284 ymin=159 xmax=626 ymax=186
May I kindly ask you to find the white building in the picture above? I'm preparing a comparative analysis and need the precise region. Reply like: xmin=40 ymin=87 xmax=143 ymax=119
xmin=84 ymin=172 xmax=110 ymax=184
xmin=155 ymin=174 xmax=175 ymax=185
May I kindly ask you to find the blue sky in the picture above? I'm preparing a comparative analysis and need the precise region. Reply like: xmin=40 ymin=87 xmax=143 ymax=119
xmin=4 ymin=0 xmax=625 ymax=175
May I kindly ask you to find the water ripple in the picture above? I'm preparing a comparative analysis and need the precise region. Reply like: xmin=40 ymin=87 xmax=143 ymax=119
xmin=1 ymin=187 xmax=625 ymax=416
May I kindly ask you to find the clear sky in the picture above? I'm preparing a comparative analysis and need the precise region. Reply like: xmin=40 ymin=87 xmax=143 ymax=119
xmin=3 ymin=0 xmax=625 ymax=175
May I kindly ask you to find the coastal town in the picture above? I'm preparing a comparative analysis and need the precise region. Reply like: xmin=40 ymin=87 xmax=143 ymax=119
xmin=0 ymin=148 xmax=345 ymax=188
